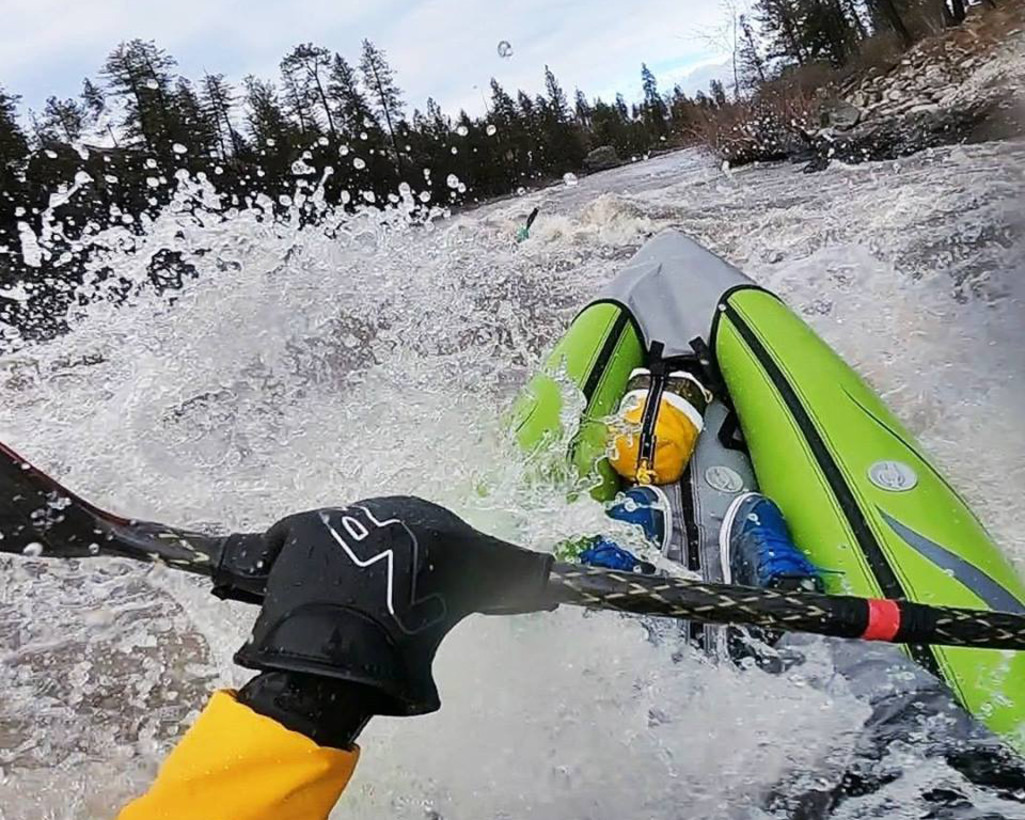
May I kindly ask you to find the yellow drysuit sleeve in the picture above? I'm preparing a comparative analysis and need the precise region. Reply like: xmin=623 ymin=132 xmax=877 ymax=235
xmin=118 ymin=690 xmax=359 ymax=819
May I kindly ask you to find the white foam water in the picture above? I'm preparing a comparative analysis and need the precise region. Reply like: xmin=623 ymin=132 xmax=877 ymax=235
xmin=0 ymin=143 xmax=1023 ymax=817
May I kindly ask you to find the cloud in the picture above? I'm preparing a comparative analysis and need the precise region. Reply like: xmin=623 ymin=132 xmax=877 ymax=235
xmin=660 ymin=57 xmax=733 ymax=97
xmin=0 ymin=0 xmax=382 ymax=104
xmin=383 ymin=0 xmax=730 ymax=114
xmin=0 ymin=0 xmax=732 ymax=119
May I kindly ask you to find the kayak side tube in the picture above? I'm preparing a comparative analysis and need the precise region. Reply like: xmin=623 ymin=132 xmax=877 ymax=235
xmin=714 ymin=287 xmax=1025 ymax=751
xmin=510 ymin=302 xmax=644 ymax=500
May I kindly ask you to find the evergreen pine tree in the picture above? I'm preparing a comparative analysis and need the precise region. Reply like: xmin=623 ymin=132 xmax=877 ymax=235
xmin=640 ymin=64 xmax=668 ymax=135
xmin=614 ymin=93 xmax=630 ymax=121
xmin=201 ymin=74 xmax=243 ymax=158
xmin=80 ymin=79 xmax=105 ymax=124
xmin=41 ymin=97 xmax=87 ymax=143
xmin=422 ymin=97 xmax=444 ymax=130
xmin=170 ymin=77 xmax=218 ymax=155
xmin=738 ymin=14 xmax=768 ymax=86
xmin=753 ymin=0 xmax=808 ymax=65
xmin=517 ymin=90 xmax=536 ymax=124
xmin=574 ymin=89 xmax=592 ymax=128
xmin=101 ymin=40 xmax=179 ymax=152
xmin=800 ymin=0 xmax=859 ymax=66
xmin=279 ymin=60 xmax=319 ymax=136
xmin=667 ymin=86 xmax=698 ymax=130
xmin=866 ymin=0 xmax=913 ymax=47
xmin=243 ymin=75 xmax=300 ymax=189
xmin=282 ymin=44 xmax=337 ymax=138
xmin=543 ymin=65 xmax=570 ymax=122
xmin=591 ymin=98 xmax=630 ymax=155
xmin=359 ymin=39 xmax=404 ymax=170
xmin=709 ymin=79 xmax=728 ymax=108
xmin=489 ymin=79 xmax=518 ymax=129
xmin=242 ymin=75 xmax=297 ymax=149
xmin=0 ymin=86 xmax=29 ymax=165
xmin=327 ymin=54 xmax=378 ymax=137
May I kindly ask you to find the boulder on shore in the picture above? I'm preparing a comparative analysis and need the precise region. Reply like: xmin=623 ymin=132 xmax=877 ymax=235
xmin=584 ymin=145 xmax=620 ymax=171
xmin=820 ymin=98 xmax=863 ymax=130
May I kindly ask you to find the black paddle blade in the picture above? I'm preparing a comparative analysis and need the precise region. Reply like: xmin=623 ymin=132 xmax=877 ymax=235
xmin=524 ymin=206 xmax=539 ymax=231
xmin=0 ymin=440 xmax=222 ymax=576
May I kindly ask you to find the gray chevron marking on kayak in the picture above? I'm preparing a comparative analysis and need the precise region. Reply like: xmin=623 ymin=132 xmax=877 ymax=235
xmin=879 ymin=509 xmax=1025 ymax=614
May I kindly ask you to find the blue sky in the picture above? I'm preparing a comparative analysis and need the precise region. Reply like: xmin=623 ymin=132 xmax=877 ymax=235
xmin=0 ymin=0 xmax=732 ymax=119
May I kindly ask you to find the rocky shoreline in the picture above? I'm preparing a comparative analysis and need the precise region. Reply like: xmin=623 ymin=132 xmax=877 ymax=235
xmin=802 ymin=5 xmax=1024 ymax=170
xmin=682 ymin=5 xmax=1024 ymax=173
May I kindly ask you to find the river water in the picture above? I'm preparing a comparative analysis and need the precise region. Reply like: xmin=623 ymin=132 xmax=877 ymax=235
xmin=1 ymin=141 xmax=1023 ymax=818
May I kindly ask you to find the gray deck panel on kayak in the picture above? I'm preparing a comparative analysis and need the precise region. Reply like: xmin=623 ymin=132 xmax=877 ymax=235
xmin=689 ymin=400 xmax=758 ymax=585
xmin=657 ymin=402 xmax=757 ymax=658
xmin=596 ymin=231 xmax=754 ymax=358
xmin=685 ymin=401 xmax=758 ymax=658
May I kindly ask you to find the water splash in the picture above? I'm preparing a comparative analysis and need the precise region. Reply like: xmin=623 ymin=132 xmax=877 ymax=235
xmin=1 ymin=144 xmax=1023 ymax=817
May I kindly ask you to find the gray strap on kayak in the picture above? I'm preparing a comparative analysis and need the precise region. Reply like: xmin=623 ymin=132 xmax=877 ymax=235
xmin=689 ymin=336 xmax=744 ymax=450
xmin=688 ymin=336 xmax=726 ymax=403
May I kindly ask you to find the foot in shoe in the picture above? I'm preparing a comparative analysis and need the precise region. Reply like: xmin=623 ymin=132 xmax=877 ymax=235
xmin=719 ymin=492 xmax=823 ymax=592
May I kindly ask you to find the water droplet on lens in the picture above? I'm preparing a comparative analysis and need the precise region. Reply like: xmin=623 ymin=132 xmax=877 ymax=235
xmin=486 ymin=124 xmax=497 ymax=136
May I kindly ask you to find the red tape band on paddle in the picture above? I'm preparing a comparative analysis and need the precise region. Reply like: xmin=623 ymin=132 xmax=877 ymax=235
xmin=862 ymin=598 xmax=901 ymax=642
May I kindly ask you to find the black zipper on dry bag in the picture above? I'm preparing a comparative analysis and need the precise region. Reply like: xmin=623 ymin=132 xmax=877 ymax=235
xmin=636 ymin=342 xmax=668 ymax=476
xmin=721 ymin=302 xmax=942 ymax=679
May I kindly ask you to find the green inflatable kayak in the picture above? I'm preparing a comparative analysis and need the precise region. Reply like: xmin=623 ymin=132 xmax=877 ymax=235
xmin=511 ymin=230 xmax=1025 ymax=752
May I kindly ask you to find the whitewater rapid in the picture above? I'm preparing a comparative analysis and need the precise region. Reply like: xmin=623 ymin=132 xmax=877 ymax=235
xmin=1 ymin=142 xmax=1023 ymax=818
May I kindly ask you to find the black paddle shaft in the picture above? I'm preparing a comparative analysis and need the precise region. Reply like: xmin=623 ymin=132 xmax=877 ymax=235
xmin=549 ymin=564 xmax=1025 ymax=651
xmin=3 ymin=440 xmax=1025 ymax=651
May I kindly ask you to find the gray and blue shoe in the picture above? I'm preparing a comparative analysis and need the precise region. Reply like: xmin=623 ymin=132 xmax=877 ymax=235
xmin=580 ymin=486 xmax=669 ymax=573
xmin=719 ymin=492 xmax=823 ymax=592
